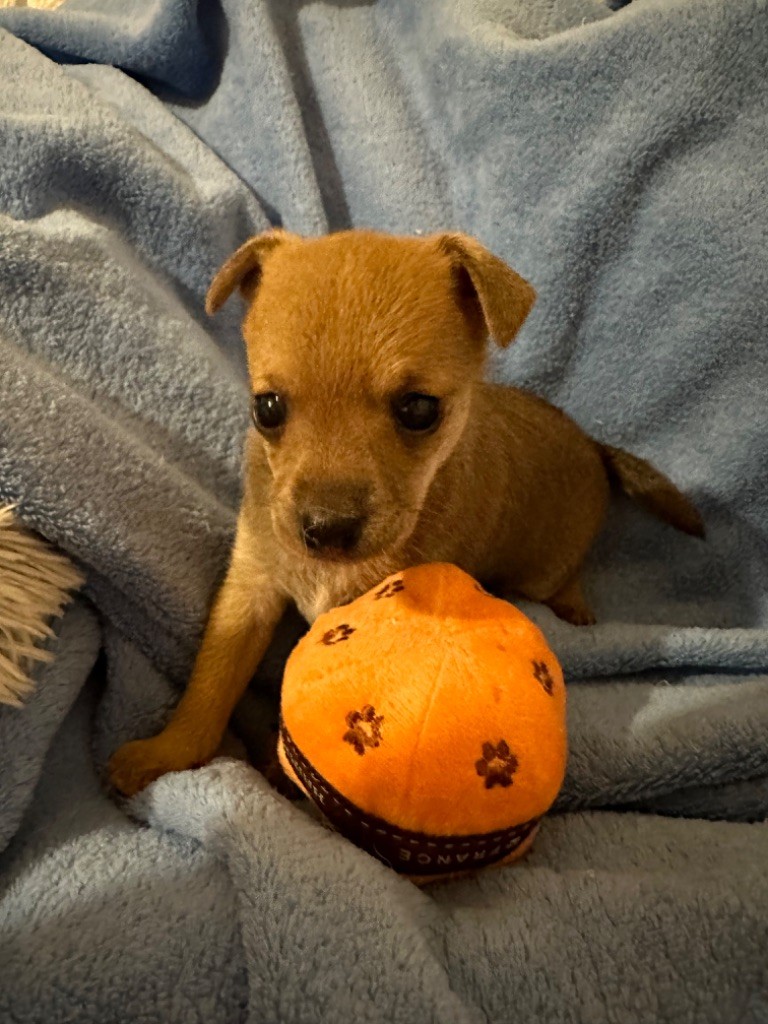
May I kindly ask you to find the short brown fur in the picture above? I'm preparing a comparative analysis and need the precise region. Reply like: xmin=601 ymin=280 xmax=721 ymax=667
xmin=109 ymin=229 xmax=703 ymax=796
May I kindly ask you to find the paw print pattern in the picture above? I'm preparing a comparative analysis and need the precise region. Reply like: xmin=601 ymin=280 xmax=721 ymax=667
xmin=374 ymin=578 xmax=405 ymax=600
xmin=532 ymin=660 xmax=554 ymax=696
xmin=343 ymin=705 xmax=384 ymax=755
xmin=475 ymin=740 xmax=519 ymax=789
xmin=320 ymin=623 xmax=356 ymax=646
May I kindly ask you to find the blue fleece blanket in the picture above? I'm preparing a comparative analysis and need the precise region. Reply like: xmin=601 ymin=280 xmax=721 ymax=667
xmin=0 ymin=2 xmax=767 ymax=1021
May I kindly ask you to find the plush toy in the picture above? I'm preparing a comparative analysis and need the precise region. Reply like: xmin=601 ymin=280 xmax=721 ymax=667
xmin=278 ymin=562 xmax=567 ymax=884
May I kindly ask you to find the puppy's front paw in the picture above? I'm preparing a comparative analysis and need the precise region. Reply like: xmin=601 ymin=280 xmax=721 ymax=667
xmin=554 ymin=603 xmax=597 ymax=627
xmin=108 ymin=735 xmax=202 ymax=797
xmin=544 ymin=577 xmax=596 ymax=627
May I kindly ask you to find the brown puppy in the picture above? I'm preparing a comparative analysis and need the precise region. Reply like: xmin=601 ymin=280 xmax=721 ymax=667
xmin=109 ymin=229 xmax=703 ymax=797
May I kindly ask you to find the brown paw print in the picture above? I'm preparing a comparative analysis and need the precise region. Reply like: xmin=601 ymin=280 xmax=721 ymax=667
xmin=320 ymin=623 xmax=356 ymax=646
xmin=532 ymin=660 xmax=554 ymax=695
xmin=374 ymin=578 xmax=405 ymax=600
xmin=475 ymin=740 xmax=518 ymax=789
xmin=343 ymin=705 xmax=384 ymax=755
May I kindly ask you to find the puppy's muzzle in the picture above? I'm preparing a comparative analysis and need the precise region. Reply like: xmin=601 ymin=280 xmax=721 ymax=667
xmin=300 ymin=511 xmax=367 ymax=554
xmin=293 ymin=479 xmax=371 ymax=558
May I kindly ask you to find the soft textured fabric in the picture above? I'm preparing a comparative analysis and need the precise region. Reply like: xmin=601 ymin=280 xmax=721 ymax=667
xmin=0 ymin=1 xmax=767 ymax=1021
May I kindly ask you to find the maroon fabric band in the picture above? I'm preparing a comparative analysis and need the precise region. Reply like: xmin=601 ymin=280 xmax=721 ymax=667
xmin=280 ymin=720 xmax=540 ymax=876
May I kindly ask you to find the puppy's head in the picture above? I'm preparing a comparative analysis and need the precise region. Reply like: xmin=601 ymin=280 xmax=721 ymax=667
xmin=208 ymin=230 xmax=535 ymax=563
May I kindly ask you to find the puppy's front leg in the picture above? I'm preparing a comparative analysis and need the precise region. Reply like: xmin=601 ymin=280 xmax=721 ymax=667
xmin=109 ymin=542 xmax=286 ymax=797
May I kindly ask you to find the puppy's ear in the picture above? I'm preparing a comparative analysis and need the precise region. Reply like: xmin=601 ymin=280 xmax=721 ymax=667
xmin=206 ymin=229 xmax=297 ymax=315
xmin=435 ymin=233 xmax=536 ymax=347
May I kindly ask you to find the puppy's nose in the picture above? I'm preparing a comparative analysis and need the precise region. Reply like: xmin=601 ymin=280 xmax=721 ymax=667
xmin=300 ymin=512 xmax=366 ymax=554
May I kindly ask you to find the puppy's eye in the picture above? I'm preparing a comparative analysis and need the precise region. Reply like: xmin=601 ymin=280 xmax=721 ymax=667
xmin=252 ymin=392 xmax=287 ymax=433
xmin=393 ymin=393 xmax=441 ymax=433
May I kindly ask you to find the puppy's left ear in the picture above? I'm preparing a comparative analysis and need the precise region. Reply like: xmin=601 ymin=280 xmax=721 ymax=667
xmin=435 ymin=233 xmax=536 ymax=347
xmin=206 ymin=229 xmax=298 ymax=315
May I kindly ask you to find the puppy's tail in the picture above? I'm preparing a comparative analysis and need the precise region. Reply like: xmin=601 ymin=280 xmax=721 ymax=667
xmin=599 ymin=443 xmax=705 ymax=539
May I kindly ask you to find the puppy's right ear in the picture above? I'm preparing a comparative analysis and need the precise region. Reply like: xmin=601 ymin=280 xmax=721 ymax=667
xmin=206 ymin=229 xmax=296 ymax=315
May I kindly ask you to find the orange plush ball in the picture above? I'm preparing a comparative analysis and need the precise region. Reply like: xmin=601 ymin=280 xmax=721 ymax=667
xmin=278 ymin=563 xmax=567 ymax=883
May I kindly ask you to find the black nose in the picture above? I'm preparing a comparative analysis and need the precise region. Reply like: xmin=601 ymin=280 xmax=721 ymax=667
xmin=300 ymin=513 xmax=366 ymax=554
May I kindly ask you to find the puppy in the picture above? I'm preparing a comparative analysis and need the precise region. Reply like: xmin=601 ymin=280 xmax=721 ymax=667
xmin=109 ymin=229 xmax=703 ymax=796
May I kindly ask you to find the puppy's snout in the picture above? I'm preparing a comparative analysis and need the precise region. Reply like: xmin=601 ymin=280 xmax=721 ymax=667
xmin=300 ymin=512 xmax=366 ymax=554
xmin=293 ymin=479 xmax=372 ymax=557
